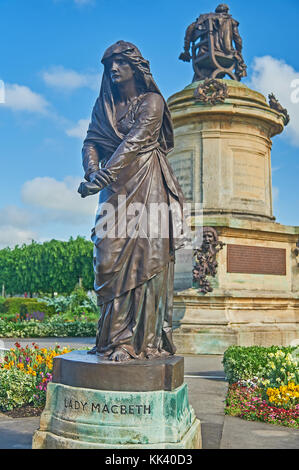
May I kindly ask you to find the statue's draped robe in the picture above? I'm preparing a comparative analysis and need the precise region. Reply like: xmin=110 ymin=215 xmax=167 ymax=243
xmin=82 ymin=82 xmax=187 ymax=358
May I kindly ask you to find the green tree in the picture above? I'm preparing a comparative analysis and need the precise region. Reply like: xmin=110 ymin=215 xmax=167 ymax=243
xmin=0 ymin=237 xmax=94 ymax=296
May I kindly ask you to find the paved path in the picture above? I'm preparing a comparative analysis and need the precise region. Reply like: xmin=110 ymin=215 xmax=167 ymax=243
xmin=0 ymin=338 xmax=298 ymax=449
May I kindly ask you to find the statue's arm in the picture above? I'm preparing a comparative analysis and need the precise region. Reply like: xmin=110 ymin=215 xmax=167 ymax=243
xmin=105 ymin=93 xmax=164 ymax=180
xmin=179 ymin=21 xmax=196 ymax=62
xmin=232 ymin=20 xmax=243 ymax=53
xmin=82 ymin=141 xmax=101 ymax=182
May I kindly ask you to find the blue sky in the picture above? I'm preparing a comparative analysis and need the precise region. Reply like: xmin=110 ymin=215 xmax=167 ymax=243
xmin=0 ymin=0 xmax=298 ymax=248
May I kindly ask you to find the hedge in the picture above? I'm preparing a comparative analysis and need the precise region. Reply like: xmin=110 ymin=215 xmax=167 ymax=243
xmin=0 ymin=298 xmax=56 ymax=316
xmin=0 ymin=319 xmax=96 ymax=338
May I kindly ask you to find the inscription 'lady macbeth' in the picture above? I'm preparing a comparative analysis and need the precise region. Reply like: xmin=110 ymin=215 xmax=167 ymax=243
xmin=64 ymin=398 xmax=151 ymax=415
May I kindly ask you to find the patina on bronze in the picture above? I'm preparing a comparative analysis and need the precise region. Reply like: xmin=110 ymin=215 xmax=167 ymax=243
xmin=52 ymin=351 xmax=184 ymax=392
xmin=193 ymin=227 xmax=225 ymax=294
xmin=179 ymin=3 xmax=247 ymax=82
xmin=79 ymin=41 xmax=187 ymax=362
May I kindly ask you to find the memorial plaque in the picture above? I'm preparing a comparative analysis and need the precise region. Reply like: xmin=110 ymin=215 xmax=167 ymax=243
xmin=168 ymin=151 xmax=193 ymax=201
xmin=227 ymin=244 xmax=286 ymax=275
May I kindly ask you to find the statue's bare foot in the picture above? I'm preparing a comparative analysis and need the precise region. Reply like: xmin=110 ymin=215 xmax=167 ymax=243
xmin=146 ymin=347 xmax=171 ymax=359
xmin=109 ymin=347 xmax=132 ymax=362
xmin=159 ymin=349 xmax=171 ymax=358
xmin=87 ymin=346 xmax=97 ymax=355
xmin=145 ymin=347 xmax=160 ymax=360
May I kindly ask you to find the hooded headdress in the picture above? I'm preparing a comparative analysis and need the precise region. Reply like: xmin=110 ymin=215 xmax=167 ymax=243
xmin=83 ymin=41 xmax=174 ymax=157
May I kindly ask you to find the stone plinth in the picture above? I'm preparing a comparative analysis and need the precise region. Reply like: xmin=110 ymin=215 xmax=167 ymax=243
xmin=173 ymin=216 xmax=299 ymax=354
xmin=167 ymin=80 xmax=285 ymax=222
xmin=33 ymin=352 xmax=201 ymax=449
xmin=166 ymin=80 xmax=299 ymax=354
xmin=52 ymin=350 xmax=184 ymax=392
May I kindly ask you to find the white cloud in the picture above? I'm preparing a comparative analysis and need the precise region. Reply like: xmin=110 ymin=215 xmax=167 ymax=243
xmin=42 ymin=66 xmax=99 ymax=91
xmin=0 ymin=205 xmax=38 ymax=248
xmin=0 ymin=205 xmax=35 ymax=229
xmin=21 ymin=176 xmax=97 ymax=223
xmin=66 ymin=118 xmax=89 ymax=139
xmin=0 ymin=177 xmax=98 ymax=248
xmin=248 ymin=56 xmax=299 ymax=147
xmin=2 ymin=83 xmax=49 ymax=114
xmin=0 ymin=226 xmax=37 ymax=249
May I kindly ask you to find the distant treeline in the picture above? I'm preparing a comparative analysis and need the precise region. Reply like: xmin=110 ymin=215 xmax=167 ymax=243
xmin=0 ymin=237 xmax=94 ymax=297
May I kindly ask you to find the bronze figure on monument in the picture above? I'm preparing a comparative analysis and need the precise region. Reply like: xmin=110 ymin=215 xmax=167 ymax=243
xmin=179 ymin=3 xmax=247 ymax=82
xmin=78 ymin=41 xmax=188 ymax=362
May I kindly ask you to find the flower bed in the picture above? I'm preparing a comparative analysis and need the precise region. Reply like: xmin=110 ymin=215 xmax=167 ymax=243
xmin=0 ymin=342 xmax=72 ymax=412
xmin=223 ymin=346 xmax=299 ymax=429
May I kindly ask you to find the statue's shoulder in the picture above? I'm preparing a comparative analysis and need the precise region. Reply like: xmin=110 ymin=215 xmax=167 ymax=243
xmin=231 ymin=17 xmax=240 ymax=27
xmin=138 ymin=92 xmax=164 ymax=111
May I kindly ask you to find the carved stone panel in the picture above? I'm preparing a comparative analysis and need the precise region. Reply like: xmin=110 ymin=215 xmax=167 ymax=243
xmin=227 ymin=245 xmax=286 ymax=276
xmin=232 ymin=149 xmax=266 ymax=202
xmin=168 ymin=151 xmax=194 ymax=201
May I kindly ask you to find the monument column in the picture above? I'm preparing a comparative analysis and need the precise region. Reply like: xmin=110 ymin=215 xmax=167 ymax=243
xmin=171 ymin=4 xmax=299 ymax=353
xmin=167 ymin=80 xmax=284 ymax=222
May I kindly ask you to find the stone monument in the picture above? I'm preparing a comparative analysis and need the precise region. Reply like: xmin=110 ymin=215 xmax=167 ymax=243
xmin=168 ymin=4 xmax=299 ymax=354
xmin=33 ymin=41 xmax=201 ymax=449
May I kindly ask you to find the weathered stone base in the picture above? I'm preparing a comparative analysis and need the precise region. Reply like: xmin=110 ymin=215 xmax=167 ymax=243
xmin=173 ymin=294 xmax=299 ymax=355
xmin=33 ymin=418 xmax=201 ymax=449
xmin=32 ymin=382 xmax=201 ymax=449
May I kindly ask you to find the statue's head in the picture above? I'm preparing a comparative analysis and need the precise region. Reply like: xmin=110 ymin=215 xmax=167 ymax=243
xmin=101 ymin=40 xmax=151 ymax=92
xmin=202 ymin=227 xmax=218 ymax=251
xmin=215 ymin=4 xmax=230 ymax=14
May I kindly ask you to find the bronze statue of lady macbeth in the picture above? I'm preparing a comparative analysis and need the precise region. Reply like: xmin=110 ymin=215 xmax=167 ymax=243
xmin=79 ymin=41 xmax=187 ymax=362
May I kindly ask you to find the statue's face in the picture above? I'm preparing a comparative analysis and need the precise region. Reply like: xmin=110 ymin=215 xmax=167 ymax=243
xmin=202 ymin=231 xmax=214 ymax=249
xmin=107 ymin=54 xmax=135 ymax=85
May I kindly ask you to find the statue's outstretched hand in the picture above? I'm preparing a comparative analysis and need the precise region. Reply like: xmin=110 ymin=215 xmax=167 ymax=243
xmin=179 ymin=51 xmax=191 ymax=62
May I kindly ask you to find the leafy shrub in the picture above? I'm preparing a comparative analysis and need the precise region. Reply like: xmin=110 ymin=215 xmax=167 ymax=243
xmin=0 ymin=298 xmax=55 ymax=316
xmin=0 ymin=317 xmax=96 ymax=338
xmin=41 ymin=286 xmax=98 ymax=316
xmin=0 ymin=368 xmax=37 ymax=411
xmin=223 ymin=346 xmax=296 ymax=385
xmin=19 ymin=303 xmax=28 ymax=321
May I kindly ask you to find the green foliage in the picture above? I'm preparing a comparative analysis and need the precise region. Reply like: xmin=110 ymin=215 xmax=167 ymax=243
xmin=41 ymin=286 xmax=98 ymax=316
xmin=262 ymin=349 xmax=299 ymax=389
xmin=223 ymin=346 xmax=296 ymax=385
xmin=0 ymin=237 xmax=94 ymax=296
xmin=0 ymin=368 xmax=36 ymax=411
xmin=0 ymin=298 xmax=55 ymax=316
xmin=0 ymin=317 xmax=96 ymax=338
